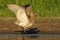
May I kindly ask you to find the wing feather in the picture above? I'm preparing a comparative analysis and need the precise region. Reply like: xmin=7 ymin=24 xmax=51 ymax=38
xmin=6 ymin=4 xmax=24 ymax=14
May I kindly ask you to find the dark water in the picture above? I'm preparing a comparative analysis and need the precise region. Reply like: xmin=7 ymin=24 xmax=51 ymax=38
xmin=0 ymin=28 xmax=60 ymax=38
xmin=0 ymin=34 xmax=60 ymax=38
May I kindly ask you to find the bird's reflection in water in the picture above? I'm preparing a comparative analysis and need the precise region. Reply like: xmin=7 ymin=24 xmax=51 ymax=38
xmin=16 ymin=27 xmax=40 ymax=38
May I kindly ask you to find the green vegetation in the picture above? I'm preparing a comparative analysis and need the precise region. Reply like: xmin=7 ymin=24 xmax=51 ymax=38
xmin=0 ymin=0 xmax=60 ymax=18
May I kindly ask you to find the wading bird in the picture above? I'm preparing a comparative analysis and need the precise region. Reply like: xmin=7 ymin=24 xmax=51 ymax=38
xmin=6 ymin=4 xmax=35 ymax=30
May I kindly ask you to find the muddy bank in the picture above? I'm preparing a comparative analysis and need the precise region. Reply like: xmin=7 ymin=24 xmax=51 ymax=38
xmin=0 ymin=18 xmax=60 ymax=34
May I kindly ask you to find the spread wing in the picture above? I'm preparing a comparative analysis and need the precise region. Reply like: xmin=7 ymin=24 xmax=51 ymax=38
xmin=6 ymin=4 xmax=24 ymax=14
xmin=6 ymin=4 xmax=35 ymax=25
xmin=24 ymin=4 xmax=35 ymax=22
xmin=24 ymin=4 xmax=31 ymax=16
xmin=6 ymin=4 xmax=35 ymax=22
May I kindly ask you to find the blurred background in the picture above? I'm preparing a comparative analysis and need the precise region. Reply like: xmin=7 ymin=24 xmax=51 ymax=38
xmin=0 ymin=0 xmax=60 ymax=18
